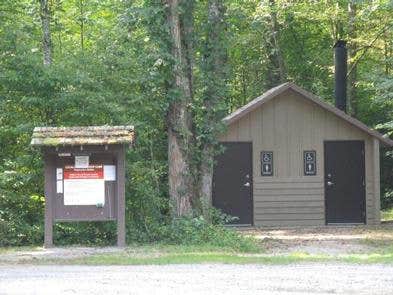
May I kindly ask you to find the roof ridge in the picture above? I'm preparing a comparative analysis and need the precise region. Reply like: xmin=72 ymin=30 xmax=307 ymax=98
xmin=34 ymin=125 xmax=134 ymax=131
xmin=31 ymin=125 xmax=135 ymax=147
xmin=223 ymin=82 xmax=393 ymax=147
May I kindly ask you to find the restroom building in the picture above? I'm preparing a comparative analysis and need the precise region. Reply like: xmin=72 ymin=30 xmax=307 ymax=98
xmin=213 ymin=82 xmax=393 ymax=226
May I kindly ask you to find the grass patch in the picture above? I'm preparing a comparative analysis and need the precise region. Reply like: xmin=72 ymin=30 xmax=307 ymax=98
xmin=0 ymin=246 xmax=42 ymax=254
xmin=124 ymin=243 xmax=262 ymax=255
xmin=47 ymin=250 xmax=393 ymax=265
xmin=3 ymin=243 xmax=388 ymax=266
xmin=382 ymin=208 xmax=393 ymax=222
xmin=66 ymin=252 xmax=325 ymax=265
xmin=2 ymin=243 xmax=393 ymax=265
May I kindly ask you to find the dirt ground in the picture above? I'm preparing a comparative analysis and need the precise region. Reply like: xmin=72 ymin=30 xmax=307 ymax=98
xmin=0 ymin=247 xmax=123 ymax=264
xmin=243 ymin=224 xmax=393 ymax=255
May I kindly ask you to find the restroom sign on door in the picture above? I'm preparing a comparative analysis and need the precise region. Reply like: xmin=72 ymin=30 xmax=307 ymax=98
xmin=63 ymin=165 xmax=105 ymax=205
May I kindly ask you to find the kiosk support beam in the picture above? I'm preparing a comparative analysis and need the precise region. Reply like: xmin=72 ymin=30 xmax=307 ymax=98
xmin=116 ymin=146 xmax=126 ymax=247
xmin=44 ymin=153 xmax=54 ymax=247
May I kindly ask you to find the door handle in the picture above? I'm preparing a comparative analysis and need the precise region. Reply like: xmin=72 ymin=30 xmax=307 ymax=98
xmin=327 ymin=181 xmax=334 ymax=186
xmin=243 ymin=182 xmax=250 ymax=187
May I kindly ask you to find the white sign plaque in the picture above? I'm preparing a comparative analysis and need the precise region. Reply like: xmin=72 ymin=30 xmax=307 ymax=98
xmin=56 ymin=168 xmax=63 ymax=180
xmin=75 ymin=156 xmax=89 ymax=168
xmin=104 ymin=165 xmax=116 ymax=181
xmin=56 ymin=180 xmax=63 ymax=193
xmin=63 ymin=165 xmax=105 ymax=206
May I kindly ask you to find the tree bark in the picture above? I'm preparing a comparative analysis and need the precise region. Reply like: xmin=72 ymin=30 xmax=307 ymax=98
xmin=383 ymin=32 xmax=391 ymax=75
xmin=39 ymin=0 xmax=52 ymax=66
xmin=79 ymin=0 xmax=85 ymax=51
xmin=266 ymin=0 xmax=286 ymax=88
xmin=348 ymin=0 xmax=357 ymax=117
xmin=198 ymin=0 xmax=227 ymax=218
xmin=199 ymin=145 xmax=213 ymax=216
xmin=166 ymin=0 xmax=194 ymax=217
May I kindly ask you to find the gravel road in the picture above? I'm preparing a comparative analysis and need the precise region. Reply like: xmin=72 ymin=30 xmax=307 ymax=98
xmin=1 ymin=263 xmax=393 ymax=295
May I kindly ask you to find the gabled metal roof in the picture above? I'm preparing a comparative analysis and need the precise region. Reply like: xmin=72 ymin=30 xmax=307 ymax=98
xmin=223 ymin=82 xmax=393 ymax=147
xmin=31 ymin=125 xmax=135 ymax=147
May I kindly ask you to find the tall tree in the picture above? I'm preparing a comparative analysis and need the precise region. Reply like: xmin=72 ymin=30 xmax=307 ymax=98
xmin=348 ymin=0 xmax=358 ymax=117
xmin=198 ymin=0 xmax=227 ymax=216
xmin=78 ymin=0 xmax=85 ymax=51
xmin=166 ymin=0 xmax=195 ymax=216
xmin=265 ymin=0 xmax=286 ymax=88
xmin=39 ymin=0 xmax=52 ymax=66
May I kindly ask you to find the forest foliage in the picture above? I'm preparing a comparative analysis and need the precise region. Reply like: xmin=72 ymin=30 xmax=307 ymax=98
xmin=0 ymin=0 xmax=392 ymax=246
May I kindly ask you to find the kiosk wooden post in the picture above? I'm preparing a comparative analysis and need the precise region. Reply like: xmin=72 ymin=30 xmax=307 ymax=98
xmin=44 ymin=153 xmax=54 ymax=248
xmin=116 ymin=145 xmax=126 ymax=247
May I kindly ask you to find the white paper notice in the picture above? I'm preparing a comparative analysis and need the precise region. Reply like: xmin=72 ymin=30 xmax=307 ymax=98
xmin=104 ymin=165 xmax=116 ymax=181
xmin=64 ymin=179 xmax=105 ymax=205
xmin=56 ymin=180 xmax=63 ymax=193
xmin=63 ymin=165 xmax=105 ymax=206
xmin=75 ymin=156 xmax=89 ymax=168
xmin=56 ymin=168 xmax=63 ymax=180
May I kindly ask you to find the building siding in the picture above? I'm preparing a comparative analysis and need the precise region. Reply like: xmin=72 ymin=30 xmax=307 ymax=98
xmin=220 ymin=89 xmax=378 ymax=226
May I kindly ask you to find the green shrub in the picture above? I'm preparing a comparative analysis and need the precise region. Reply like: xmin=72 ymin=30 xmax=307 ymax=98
xmin=158 ymin=215 xmax=259 ymax=253
xmin=382 ymin=190 xmax=393 ymax=210
xmin=0 ymin=219 xmax=43 ymax=247
xmin=53 ymin=222 xmax=117 ymax=246
xmin=0 ymin=173 xmax=45 ymax=246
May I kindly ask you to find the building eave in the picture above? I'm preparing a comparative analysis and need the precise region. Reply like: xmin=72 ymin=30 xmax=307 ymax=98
xmin=223 ymin=82 xmax=393 ymax=147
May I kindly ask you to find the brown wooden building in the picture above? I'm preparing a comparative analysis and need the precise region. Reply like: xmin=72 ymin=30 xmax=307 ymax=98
xmin=213 ymin=83 xmax=393 ymax=227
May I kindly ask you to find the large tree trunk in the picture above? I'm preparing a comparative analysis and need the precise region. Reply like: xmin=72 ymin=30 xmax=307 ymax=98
xmin=166 ymin=0 xmax=194 ymax=217
xmin=79 ymin=0 xmax=85 ymax=51
xmin=198 ymin=0 xmax=227 ymax=217
xmin=266 ymin=0 xmax=286 ymax=88
xmin=348 ymin=0 xmax=358 ymax=117
xmin=39 ymin=0 xmax=52 ymax=66
xmin=199 ymin=145 xmax=214 ymax=217
xmin=384 ymin=33 xmax=392 ymax=75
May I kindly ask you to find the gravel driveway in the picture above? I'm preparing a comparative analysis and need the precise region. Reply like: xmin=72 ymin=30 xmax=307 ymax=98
xmin=1 ymin=264 xmax=393 ymax=295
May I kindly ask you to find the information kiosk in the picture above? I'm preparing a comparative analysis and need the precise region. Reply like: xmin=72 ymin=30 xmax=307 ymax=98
xmin=31 ymin=126 xmax=135 ymax=247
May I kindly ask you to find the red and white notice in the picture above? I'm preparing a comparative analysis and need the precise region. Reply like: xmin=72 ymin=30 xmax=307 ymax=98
xmin=63 ymin=165 xmax=105 ymax=206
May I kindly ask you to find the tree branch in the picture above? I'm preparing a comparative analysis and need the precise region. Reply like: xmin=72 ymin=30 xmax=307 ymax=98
xmin=347 ymin=23 xmax=393 ymax=77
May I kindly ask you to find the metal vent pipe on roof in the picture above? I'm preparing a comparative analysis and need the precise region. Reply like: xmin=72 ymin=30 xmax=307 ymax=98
xmin=334 ymin=40 xmax=347 ymax=113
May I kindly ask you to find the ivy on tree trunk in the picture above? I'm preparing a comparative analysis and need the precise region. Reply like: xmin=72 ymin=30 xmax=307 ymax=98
xmin=166 ymin=0 xmax=195 ymax=217
xmin=197 ymin=0 xmax=228 ymax=218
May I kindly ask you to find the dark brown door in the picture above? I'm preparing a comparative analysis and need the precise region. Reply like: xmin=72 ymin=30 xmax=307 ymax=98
xmin=213 ymin=142 xmax=253 ymax=225
xmin=324 ymin=141 xmax=366 ymax=224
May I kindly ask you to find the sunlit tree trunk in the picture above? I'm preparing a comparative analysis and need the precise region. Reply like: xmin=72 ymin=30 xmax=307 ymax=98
xmin=348 ymin=0 xmax=358 ymax=117
xmin=266 ymin=0 xmax=286 ymax=88
xmin=39 ymin=0 xmax=52 ymax=66
xmin=166 ymin=0 xmax=194 ymax=217
xmin=384 ymin=34 xmax=392 ymax=75
xmin=79 ymin=0 xmax=85 ymax=51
